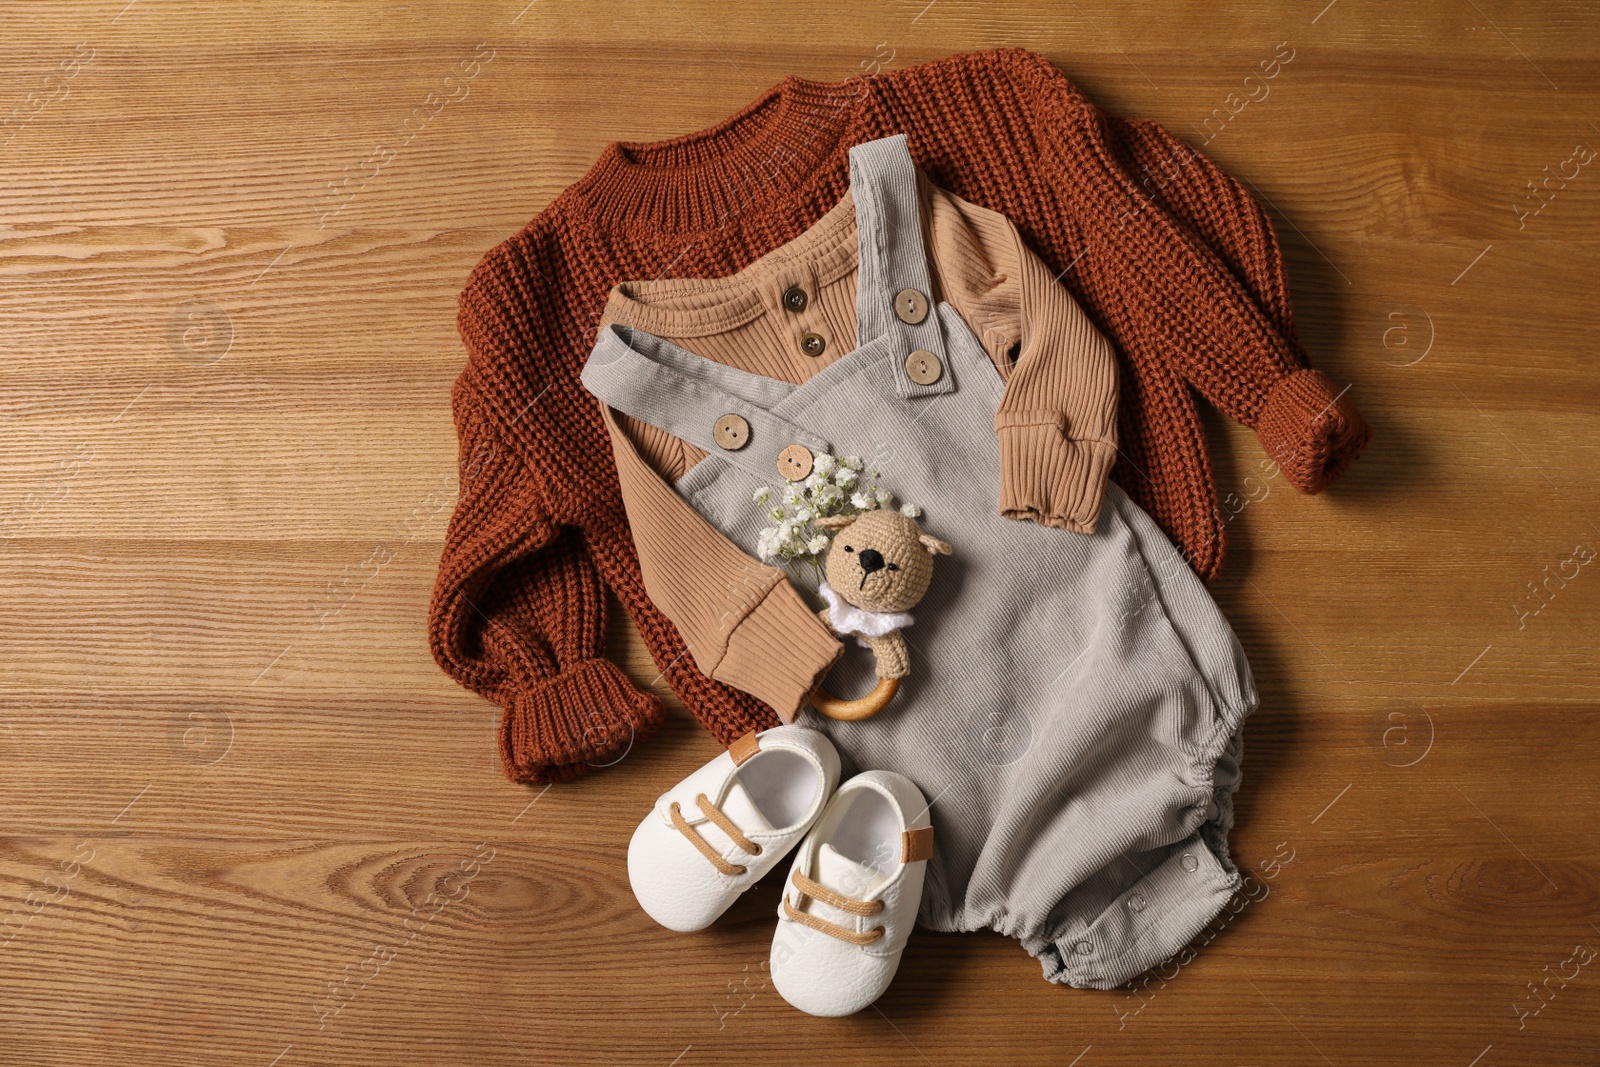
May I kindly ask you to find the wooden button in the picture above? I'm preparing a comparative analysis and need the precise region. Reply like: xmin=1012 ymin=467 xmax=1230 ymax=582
xmin=777 ymin=444 xmax=813 ymax=481
xmin=781 ymin=285 xmax=808 ymax=313
xmin=712 ymin=413 xmax=750 ymax=450
xmin=904 ymin=349 xmax=943 ymax=385
xmin=800 ymin=332 xmax=826 ymax=358
xmin=893 ymin=288 xmax=929 ymax=325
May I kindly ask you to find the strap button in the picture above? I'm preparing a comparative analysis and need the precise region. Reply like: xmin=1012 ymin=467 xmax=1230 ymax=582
xmin=777 ymin=444 xmax=814 ymax=481
xmin=893 ymin=288 xmax=929 ymax=325
xmin=712 ymin=413 xmax=750 ymax=451
xmin=904 ymin=349 xmax=943 ymax=385
xmin=800 ymin=332 xmax=826 ymax=358
xmin=781 ymin=285 xmax=808 ymax=313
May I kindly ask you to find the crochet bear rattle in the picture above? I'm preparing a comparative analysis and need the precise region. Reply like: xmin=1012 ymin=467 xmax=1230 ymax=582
xmin=807 ymin=509 xmax=952 ymax=721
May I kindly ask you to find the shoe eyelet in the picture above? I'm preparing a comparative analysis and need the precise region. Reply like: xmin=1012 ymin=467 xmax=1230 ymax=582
xmin=748 ymin=843 xmax=763 ymax=856
xmin=730 ymin=864 xmax=748 ymax=876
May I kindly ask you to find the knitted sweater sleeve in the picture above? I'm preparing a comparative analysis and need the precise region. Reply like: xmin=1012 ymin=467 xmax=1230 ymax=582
xmin=1015 ymin=54 xmax=1370 ymax=494
xmin=430 ymin=333 xmax=663 ymax=785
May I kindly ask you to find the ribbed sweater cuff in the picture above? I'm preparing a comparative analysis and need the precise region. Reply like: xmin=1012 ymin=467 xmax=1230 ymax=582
xmin=1255 ymin=368 xmax=1372 ymax=494
xmin=714 ymin=580 xmax=843 ymax=724
xmin=499 ymin=658 xmax=665 ymax=784
xmin=996 ymin=413 xmax=1118 ymax=533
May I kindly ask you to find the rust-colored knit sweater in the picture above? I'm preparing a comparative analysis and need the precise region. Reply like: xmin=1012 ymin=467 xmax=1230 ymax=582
xmin=431 ymin=48 xmax=1370 ymax=783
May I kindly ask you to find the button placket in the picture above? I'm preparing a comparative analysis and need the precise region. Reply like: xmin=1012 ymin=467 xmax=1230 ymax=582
xmin=765 ymin=267 xmax=832 ymax=362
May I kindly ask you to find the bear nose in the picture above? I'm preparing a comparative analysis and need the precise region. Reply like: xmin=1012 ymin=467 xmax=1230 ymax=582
xmin=857 ymin=548 xmax=885 ymax=574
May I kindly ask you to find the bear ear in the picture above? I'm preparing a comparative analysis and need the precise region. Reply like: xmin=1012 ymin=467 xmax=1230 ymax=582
xmin=918 ymin=533 xmax=953 ymax=556
xmin=814 ymin=514 xmax=857 ymax=531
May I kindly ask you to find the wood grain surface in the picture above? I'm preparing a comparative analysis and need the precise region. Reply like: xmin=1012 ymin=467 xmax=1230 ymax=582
xmin=3 ymin=2 xmax=1599 ymax=1064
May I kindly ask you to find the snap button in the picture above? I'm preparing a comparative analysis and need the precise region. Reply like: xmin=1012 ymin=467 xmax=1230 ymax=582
xmin=1071 ymin=939 xmax=1093 ymax=956
xmin=800 ymin=332 xmax=826 ymax=358
xmin=1180 ymin=852 xmax=1200 ymax=873
xmin=781 ymin=285 xmax=808 ymax=313
xmin=893 ymin=288 xmax=929 ymax=325
xmin=1127 ymin=893 xmax=1146 ymax=914
xmin=777 ymin=444 xmax=814 ymax=481
xmin=711 ymin=414 xmax=750 ymax=451
xmin=904 ymin=350 xmax=943 ymax=385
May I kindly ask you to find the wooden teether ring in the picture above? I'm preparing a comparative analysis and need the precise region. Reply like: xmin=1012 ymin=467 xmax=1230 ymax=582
xmin=807 ymin=676 xmax=902 ymax=721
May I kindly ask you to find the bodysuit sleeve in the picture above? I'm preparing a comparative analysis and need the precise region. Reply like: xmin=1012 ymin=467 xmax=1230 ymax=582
xmin=599 ymin=405 xmax=843 ymax=723
xmin=925 ymin=184 xmax=1120 ymax=533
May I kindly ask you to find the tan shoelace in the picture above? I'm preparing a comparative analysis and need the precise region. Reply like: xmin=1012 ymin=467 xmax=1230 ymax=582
xmin=783 ymin=869 xmax=885 ymax=945
xmin=669 ymin=793 xmax=762 ymax=876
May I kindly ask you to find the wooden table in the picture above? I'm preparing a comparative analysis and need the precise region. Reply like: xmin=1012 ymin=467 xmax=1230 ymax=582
xmin=3 ymin=2 xmax=1597 ymax=1064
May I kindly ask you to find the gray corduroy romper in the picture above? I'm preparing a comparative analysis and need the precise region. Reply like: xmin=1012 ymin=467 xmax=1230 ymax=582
xmin=583 ymin=135 xmax=1258 ymax=989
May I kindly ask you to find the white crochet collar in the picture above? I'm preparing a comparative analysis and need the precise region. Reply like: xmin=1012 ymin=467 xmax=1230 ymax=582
xmin=819 ymin=582 xmax=913 ymax=640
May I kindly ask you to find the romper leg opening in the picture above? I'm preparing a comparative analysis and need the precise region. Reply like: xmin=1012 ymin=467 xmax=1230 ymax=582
xmin=1010 ymin=709 xmax=1252 ymax=992
xmin=1024 ymin=830 xmax=1241 ymax=991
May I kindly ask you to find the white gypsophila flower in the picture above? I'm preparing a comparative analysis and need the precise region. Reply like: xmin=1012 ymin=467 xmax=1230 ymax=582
xmin=753 ymin=486 xmax=772 ymax=505
xmin=900 ymin=502 xmax=922 ymax=518
xmin=794 ymin=507 xmax=813 ymax=523
xmin=840 ymin=455 xmax=863 ymax=471
xmin=813 ymin=484 xmax=843 ymax=508
xmin=756 ymin=528 xmax=780 ymax=561
xmin=783 ymin=485 xmax=804 ymax=507
xmin=806 ymin=534 xmax=829 ymax=554
xmin=850 ymin=491 xmax=874 ymax=510
xmin=770 ymin=507 xmax=785 ymax=520
xmin=813 ymin=453 xmax=837 ymax=476
xmin=833 ymin=468 xmax=858 ymax=489
xmin=874 ymin=488 xmax=893 ymax=506
xmin=804 ymin=472 xmax=829 ymax=492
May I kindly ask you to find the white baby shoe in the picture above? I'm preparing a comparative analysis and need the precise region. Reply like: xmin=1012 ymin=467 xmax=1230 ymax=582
xmin=769 ymin=770 xmax=932 ymax=1017
xmin=628 ymin=726 xmax=840 ymax=933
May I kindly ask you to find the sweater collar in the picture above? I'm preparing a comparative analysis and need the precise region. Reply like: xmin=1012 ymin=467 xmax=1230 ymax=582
xmin=569 ymin=72 xmax=870 ymax=235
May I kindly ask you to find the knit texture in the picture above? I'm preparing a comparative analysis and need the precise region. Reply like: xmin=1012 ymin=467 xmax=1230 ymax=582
xmin=430 ymin=48 xmax=1370 ymax=783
